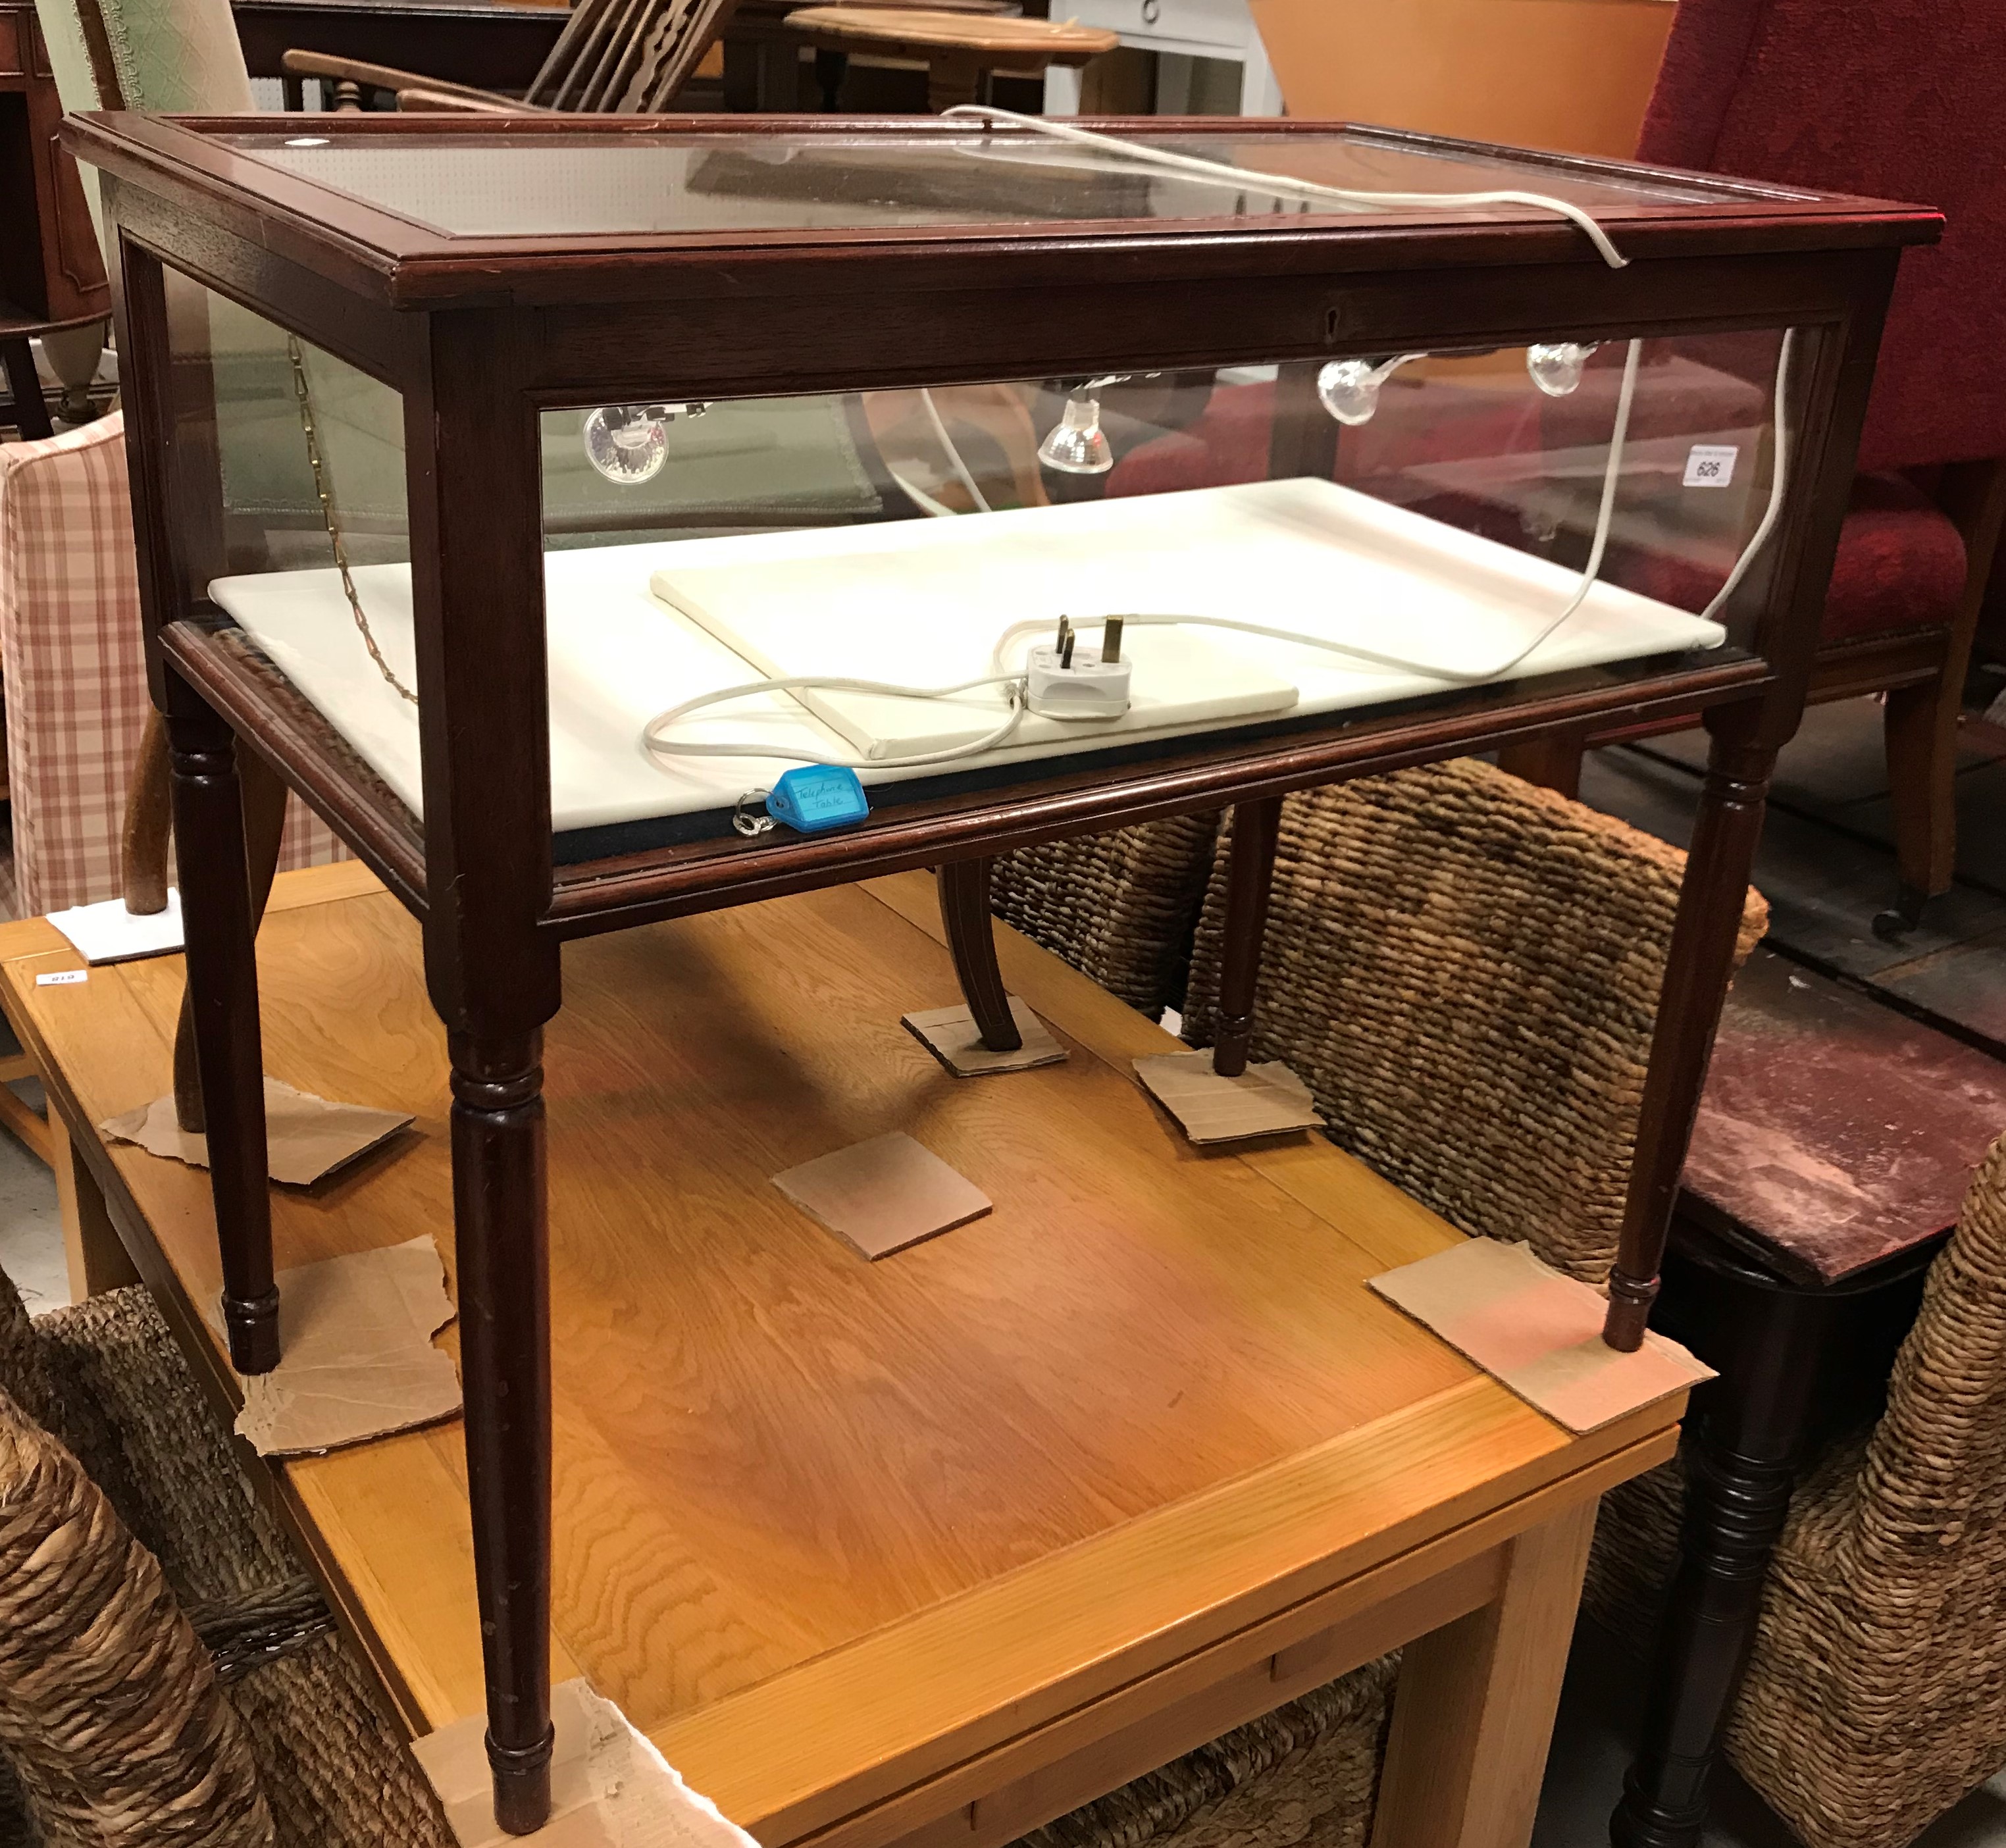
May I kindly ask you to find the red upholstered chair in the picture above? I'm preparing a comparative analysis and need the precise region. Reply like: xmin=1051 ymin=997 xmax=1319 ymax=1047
xmin=1507 ymin=0 xmax=2006 ymax=936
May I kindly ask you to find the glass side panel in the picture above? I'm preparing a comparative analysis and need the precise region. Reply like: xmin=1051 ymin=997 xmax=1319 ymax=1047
xmin=165 ymin=272 xmax=419 ymax=771
xmin=211 ymin=125 xmax=1771 ymax=240
xmin=182 ymin=297 xmax=1808 ymax=854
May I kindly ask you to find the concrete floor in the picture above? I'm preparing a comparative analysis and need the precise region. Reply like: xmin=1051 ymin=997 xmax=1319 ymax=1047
xmin=0 ymin=1064 xmax=63 ymax=1316
xmin=1536 ymin=1618 xmax=2006 ymax=1848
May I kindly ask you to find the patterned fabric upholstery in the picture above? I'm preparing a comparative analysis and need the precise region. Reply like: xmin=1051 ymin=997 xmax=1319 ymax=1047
xmin=0 ymin=415 xmax=344 ymax=919
xmin=33 ymin=0 xmax=252 ymax=116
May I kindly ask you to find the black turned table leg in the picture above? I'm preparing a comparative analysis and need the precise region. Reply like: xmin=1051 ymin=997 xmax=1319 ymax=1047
xmin=1614 ymin=1268 xmax=1830 ymax=1848
xmin=452 ymin=1027 xmax=555 ymax=1837
xmin=939 ymin=858 xmax=1022 ymax=1053
xmin=167 ymin=706 xmax=279 ymax=1375
xmin=1604 ymin=710 xmax=1774 ymax=1351
xmin=1614 ymin=1238 xmax=1935 ymax=1848
xmin=1212 ymin=796 xmax=1282 ymax=1079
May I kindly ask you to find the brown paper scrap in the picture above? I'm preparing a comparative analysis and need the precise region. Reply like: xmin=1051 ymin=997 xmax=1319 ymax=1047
xmin=1133 ymin=1051 xmax=1322 ymax=1143
xmin=1370 ymin=1238 xmax=1714 ymax=1433
xmin=902 ymin=998 xmax=1069 ymax=1077
xmin=201 ymin=1235 xmax=461 ymax=1456
xmin=415 ymin=1678 xmax=764 ymax=1848
xmin=773 ymin=1130 xmax=991 ymax=1260
xmin=101 ymin=1077 xmax=412 ymax=1185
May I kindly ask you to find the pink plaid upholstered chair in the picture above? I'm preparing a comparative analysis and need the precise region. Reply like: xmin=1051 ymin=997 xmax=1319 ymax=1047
xmin=0 ymin=414 xmax=342 ymax=922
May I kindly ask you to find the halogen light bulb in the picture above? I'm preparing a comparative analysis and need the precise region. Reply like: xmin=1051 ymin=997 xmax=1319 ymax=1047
xmin=582 ymin=402 xmax=707 ymax=484
xmin=1316 ymin=358 xmax=1391 ymax=426
xmin=1038 ymin=394 xmax=1114 ymax=475
xmin=1526 ymin=342 xmax=1598 ymax=398
xmin=583 ymin=405 xmax=670 ymax=484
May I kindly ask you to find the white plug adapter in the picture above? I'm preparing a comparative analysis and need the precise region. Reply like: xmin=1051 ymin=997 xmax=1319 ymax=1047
xmin=1025 ymin=644 xmax=1133 ymax=721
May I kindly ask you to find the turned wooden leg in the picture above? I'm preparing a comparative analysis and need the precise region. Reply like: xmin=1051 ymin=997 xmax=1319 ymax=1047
xmin=1 ymin=339 xmax=53 ymax=442
xmin=1212 ymin=796 xmax=1282 ymax=1079
xmin=174 ymin=746 xmax=290 ymax=1137
xmin=927 ymin=51 xmax=984 ymax=111
xmin=1876 ymin=677 xmax=1956 ymax=940
xmin=1603 ymin=708 xmax=1774 ymax=1351
xmin=938 ymin=858 xmax=1021 ymax=1052
xmin=452 ymin=1027 xmax=554 ymax=1835
xmin=813 ymin=45 xmax=848 ymax=107
xmin=1612 ymin=1269 xmax=1834 ymax=1848
xmin=167 ymin=706 xmax=278 ymax=1375
xmin=1370 ymin=1498 xmax=1599 ymax=1848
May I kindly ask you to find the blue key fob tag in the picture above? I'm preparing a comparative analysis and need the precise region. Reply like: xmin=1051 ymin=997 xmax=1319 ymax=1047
xmin=767 ymin=765 xmax=870 ymax=834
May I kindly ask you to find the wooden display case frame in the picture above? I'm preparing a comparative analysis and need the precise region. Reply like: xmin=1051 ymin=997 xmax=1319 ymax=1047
xmin=64 ymin=107 xmax=1934 ymax=1835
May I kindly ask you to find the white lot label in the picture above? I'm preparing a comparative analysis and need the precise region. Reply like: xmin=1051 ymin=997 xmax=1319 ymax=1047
xmin=36 ymin=969 xmax=88 ymax=987
xmin=1684 ymin=444 xmax=1739 ymax=488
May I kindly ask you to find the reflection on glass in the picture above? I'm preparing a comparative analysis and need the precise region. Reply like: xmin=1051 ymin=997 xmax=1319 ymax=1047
xmin=581 ymin=404 xmax=711 ymax=484
xmin=1037 ymin=393 xmax=1114 ymax=475
xmin=176 ymin=294 xmax=1799 ymax=848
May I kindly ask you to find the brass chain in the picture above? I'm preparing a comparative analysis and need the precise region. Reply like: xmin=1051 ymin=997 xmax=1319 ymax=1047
xmin=285 ymin=336 xmax=419 ymax=706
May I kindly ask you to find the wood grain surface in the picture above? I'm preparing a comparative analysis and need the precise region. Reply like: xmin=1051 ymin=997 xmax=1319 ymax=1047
xmin=1 ymin=863 xmax=1683 ymax=1843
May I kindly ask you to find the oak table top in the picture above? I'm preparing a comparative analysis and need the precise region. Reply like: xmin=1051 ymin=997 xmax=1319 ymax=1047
xmin=0 ymin=861 xmax=1681 ymax=1844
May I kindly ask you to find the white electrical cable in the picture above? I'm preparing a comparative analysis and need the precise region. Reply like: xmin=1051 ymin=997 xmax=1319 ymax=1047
xmin=940 ymin=105 xmax=1631 ymax=270
xmin=1699 ymin=328 xmax=1794 ymax=624
xmin=644 ymin=671 xmax=1028 ymax=770
xmin=987 ymin=340 xmax=1642 ymax=688
xmin=642 ymin=331 xmax=1794 ymax=781
xmin=920 ymin=388 xmax=995 ymax=515
xmin=887 ymin=467 xmax=958 ymax=518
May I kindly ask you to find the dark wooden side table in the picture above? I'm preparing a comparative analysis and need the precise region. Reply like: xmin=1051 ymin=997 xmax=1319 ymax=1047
xmin=0 ymin=0 xmax=110 ymax=436
xmin=1614 ymin=946 xmax=2006 ymax=1848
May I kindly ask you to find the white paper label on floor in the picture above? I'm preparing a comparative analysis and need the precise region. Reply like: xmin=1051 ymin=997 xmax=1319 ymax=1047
xmin=36 ymin=969 xmax=88 ymax=987
xmin=1684 ymin=444 xmax=1738 ymax=488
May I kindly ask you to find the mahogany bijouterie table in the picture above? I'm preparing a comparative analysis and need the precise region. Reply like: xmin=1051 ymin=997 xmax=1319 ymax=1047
xmin=63 ymin=109 xmax=1932 ymax=1832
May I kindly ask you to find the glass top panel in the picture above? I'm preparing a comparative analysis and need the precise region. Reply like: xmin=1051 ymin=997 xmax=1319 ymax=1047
xmin=213 ymin=126 xmax=1755 ymax=240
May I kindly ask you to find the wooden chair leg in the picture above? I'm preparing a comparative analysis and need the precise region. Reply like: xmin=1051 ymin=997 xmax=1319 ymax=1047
xmin=122 ymin=708 xmax=173 ymax=916
xmin=1877 ymin=675 xmax=1958 ymax=940
xmin=938 ymin=858 xmax=1022 ymax=1053
xmin=926 ymin=50 xmax=984 ymax=109
xmin=1370 ymin=1498 xmax=1599 ymax=1848
xmin=1497 ymin=729 xmax=1589 ymax=802
xmin=1878 ymin=455 xmax=2006 ymax=939
xmin=1212 ymin=796 xmax=1282 ymax=1079
xmin=166 ymin=706 xmax=279 ymax=1375
xmin=813 ymin=45 xmax=847 ymax=106
xmin=1 ymin=339 xmax=54 ymax=442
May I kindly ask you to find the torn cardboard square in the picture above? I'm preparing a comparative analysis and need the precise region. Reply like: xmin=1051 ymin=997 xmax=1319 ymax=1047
xmin=1134 ymin=1051 xmax=1322 ymax=1144
xmin=102 ymin=1077 xmax=412 ymax=1185
xmin=773 ymin=1130 xmax=991 ymax=1260
xmin=1370 ymin=1238 xmax=1714 ymax=1433
xmin=902 ymin=998 xmax=1069 ymax=1077
xmin=46 ymin=890 xmax=185 ymax=964
xmin=415 ymin=1679 xmax=763 ymax=1848
xmin=201 ymin=1235 xmax=461 ymax=1455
